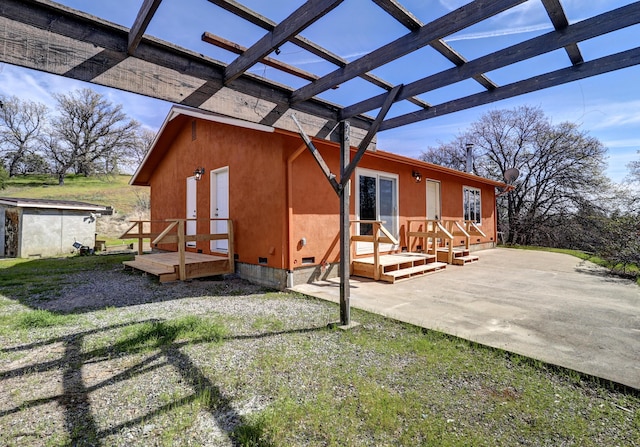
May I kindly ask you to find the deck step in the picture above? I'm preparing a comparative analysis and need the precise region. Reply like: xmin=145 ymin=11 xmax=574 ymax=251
xmin=123 ymin=260 xmax=178 ymax=282
xmin=452 ymin=255 xmax=479 ymax=265
xmin=380 ymin=262 xmax=447 ymax=283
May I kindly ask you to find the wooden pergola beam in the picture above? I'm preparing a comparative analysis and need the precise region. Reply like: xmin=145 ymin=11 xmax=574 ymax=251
xmin=223 ymin=0 xmax=344 ymax=84
xmin=202 ymin=32 xmax=321 ymax=83
xmin=341 ymin=2 xmax=640 ymax=119
xmin=372 ymin=0 xmax=497 ymax=90
xmin=0 ymin=0 xmax=376 ymax=139
xmin=380 ymin=46 xmax=640 ymax=130
xmin=128 ymin=0 xmax=163 ymax=55
xmin=290 ymin=0 xmax=525 ymax=104
xmin=206 ymin=0 xmax=431 ymax=110
xmin=541 ymin=0 xmax=583 ymax=65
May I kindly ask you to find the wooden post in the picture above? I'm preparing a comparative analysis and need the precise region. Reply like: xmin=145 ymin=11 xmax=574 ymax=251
xmin=177 ymin=220 xmax=186 ymax=280
xmin=373 ymin=222 xmax=380 ymax=281
xmin=137 ymin=220 xmax=144 ymax=255
xmin=339 ymin=120 xmax=351 ymax=326
xmin=227 ymin=219 xmax=235 ymax=274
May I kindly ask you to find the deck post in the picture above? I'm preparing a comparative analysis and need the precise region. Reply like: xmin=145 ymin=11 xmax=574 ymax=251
xmin=339 ymin=120 xmax=351 ymax=326
xmin=137 ymin=221 xmax=144 ymax=255
xmin=177 ymin=220 xmax=186 ymax=280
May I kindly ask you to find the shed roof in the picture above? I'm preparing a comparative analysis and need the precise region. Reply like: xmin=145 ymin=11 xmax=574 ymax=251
xmin=0 ymin=197 xmax=108 ymax=212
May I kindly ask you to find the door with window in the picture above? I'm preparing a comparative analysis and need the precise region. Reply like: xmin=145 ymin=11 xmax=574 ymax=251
xmin=356 ymin=169 xmax=399 ymax=254
xmin=210 ymin=167 xmax=229 ymax=253
xmin=426 ymin=179 xmax=441 ymax=220
xmin=186 ymin=176 xmax=197 ymax=248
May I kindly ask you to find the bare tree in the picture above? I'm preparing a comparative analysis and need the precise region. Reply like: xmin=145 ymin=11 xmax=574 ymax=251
xmin=421 ymin=106 xmax=609 ymax=246
xmin=131 ymin=127 xmax=156 ymax=166
xmin=47 ymin=88 xmax=140 ymax=184
xmin=0 ymin=95 xmax=49 ymax=176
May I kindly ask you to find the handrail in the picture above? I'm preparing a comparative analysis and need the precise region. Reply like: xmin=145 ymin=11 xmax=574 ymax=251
xmin=407 ymin=219 xmax=455 ymax=263
xmin=121 ymin=218 xmax=235 ymax=280
xmin=350 ymin=220 xmax=398 ymax=281
xmin=466 ymin=220 xmax=487 ymax=238
xmin=120 ymin=219 xmax=167 ymax=255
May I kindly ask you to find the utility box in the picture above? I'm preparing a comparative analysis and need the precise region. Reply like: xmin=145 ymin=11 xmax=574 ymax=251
xmin=0 ymin=198 xmax=107 ymax=258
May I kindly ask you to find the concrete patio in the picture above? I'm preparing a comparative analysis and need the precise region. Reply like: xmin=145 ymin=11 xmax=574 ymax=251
xmin=292 ymin=248 xmax=639 ymax=390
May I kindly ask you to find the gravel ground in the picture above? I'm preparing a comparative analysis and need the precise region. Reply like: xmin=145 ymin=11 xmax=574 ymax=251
xmin=0 ymin=267 xmax=339 ymax=446
xmin=1 ymin=262 xmax=638 ymax=446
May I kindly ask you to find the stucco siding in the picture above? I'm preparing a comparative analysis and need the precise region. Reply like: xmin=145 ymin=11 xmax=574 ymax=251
xmin=20 ymin=209 xmax=97 ymax=258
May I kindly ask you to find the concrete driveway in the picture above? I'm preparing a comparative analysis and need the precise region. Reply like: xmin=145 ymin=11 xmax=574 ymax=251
xmin=292 ymin=248 xmax=640 ymax=390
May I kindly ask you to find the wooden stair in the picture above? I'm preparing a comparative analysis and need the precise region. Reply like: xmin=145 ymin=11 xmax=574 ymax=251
xmin=436 ymin=247 xmax=479 ymax=265
xmin=124 ymin=251 xmax=231 ymax=282
xmin=352 ymin=252 xmax=446 ymax=284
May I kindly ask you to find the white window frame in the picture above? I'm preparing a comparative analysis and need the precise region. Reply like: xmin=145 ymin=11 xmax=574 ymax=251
xmin=355 ymin=168 xmax=399 ymax=255
xmin=463 ymin=186 xmax=482 ymax=224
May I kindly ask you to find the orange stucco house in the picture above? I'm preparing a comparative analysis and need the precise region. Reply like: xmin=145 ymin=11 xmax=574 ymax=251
xmin=131 ymin=106 xmax=506 ymax=288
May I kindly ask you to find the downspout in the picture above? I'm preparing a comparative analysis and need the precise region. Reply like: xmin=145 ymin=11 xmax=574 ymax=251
xmin=286 ymin=144 xmax=307 ymax=288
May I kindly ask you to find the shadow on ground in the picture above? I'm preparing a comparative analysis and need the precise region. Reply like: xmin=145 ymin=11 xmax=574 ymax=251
xmin=0 ymin=254 xmax=272 ymax=314
xmin=1 ymin=319 xmax=325 ymax=446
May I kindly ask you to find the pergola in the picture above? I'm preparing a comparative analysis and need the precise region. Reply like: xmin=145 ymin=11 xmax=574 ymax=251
xmin=2 ymin=0 xmax=639 ymax=325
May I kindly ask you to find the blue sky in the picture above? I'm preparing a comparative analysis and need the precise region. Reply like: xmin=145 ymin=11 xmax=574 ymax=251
xmin=1 ymin=0 xmax=638 ymax=182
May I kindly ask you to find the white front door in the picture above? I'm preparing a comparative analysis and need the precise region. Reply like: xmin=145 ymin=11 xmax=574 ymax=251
xmin=186 ymin=176 xmax=197 ymax=247
xmin=210 ymin=167 xmax=229 ymax=252
xmin=426 ymin=179 xmax=441 ymax=220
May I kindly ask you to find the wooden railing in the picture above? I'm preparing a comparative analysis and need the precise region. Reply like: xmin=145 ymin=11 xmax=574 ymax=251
xmin=120 ymin=220 xmax=157 ymax=255
xmin=408 ymin=219 xmax=487 ymax=264
xmin=120 ymin=218 xmax=235 ymax=280
xmin=465 ymin=220 xmax=487 ymax=241
xmin=350 ymin=220 xmax=399 ymax=280
xmin=407 ymin=219 xmax=455 ymax=263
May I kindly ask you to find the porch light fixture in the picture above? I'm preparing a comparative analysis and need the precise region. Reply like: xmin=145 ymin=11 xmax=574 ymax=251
xmin=412 ymin=170 xmax=422 ymax=183
xmin=193 ymin=167 xmax=205 ymax=181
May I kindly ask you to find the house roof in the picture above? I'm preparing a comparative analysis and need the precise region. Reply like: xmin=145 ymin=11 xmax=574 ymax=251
xmin=0 ymin=197 xmax=108 ymax=212
xmin=130 ymin=105 xmax=274 ymax=186
xmin=132 ymin=105 xmax=507 ymax=189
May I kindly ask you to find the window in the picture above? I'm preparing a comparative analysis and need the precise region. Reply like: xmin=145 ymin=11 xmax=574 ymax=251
xmin=356 ymin=169 xmax=399 ymax=254
xmin=463 ymin=186 xmax=481 ymax=223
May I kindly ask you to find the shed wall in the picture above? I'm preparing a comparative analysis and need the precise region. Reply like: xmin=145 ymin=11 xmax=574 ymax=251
xmin=20 ymin=209 xmax=97 ymax=258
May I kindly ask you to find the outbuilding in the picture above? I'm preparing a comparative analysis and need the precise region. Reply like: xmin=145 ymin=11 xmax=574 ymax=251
xmin=0 ymin=197 xmax=106 ymax=258
xmin=129 ymin=105 xmax=507 ymax=288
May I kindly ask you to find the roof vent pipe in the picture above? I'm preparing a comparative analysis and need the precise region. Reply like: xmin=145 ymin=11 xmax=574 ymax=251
xmin=465 ymin=143 xmax=474 ymax=173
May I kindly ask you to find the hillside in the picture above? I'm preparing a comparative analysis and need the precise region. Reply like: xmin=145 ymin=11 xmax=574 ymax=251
xmin=1 ymin=174 xmax=149 ymax=238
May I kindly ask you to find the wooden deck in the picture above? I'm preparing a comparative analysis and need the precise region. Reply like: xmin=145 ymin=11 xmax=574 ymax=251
xmin=352 ymin=252 xmax=447 ymax=283
xmin=124 ymin=251 xmax=232 ymax=282
xmin=436 ymin=247 xmax=479 ymax=265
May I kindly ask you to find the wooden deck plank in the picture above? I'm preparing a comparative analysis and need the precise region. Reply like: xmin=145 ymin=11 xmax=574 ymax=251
xmin=354 ymin=252 xmax=436 ymax=266
xmin=123 ymin=251 xmax=231 ymax=281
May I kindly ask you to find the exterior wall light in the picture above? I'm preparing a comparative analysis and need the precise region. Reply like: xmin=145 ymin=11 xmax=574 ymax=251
xmin=412 ymin=170 xmax=422 ymax=183
xmin=193 ymin=167 xmax=205 ymax=181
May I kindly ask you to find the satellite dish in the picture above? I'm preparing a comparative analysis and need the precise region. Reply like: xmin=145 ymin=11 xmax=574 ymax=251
xmin=504 ymin=168 xmax=520 ymax=183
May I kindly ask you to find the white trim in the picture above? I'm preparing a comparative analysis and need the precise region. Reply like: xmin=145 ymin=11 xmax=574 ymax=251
xmin=210 ymin=166 xmax=230 ymax=253
xmin=0 ymin=198 xmax=106 ymax=212
xmin=354 ymin=167 xmax=400 ymax=255
xmin=463 ymin=185 xmax=482 ymax=224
